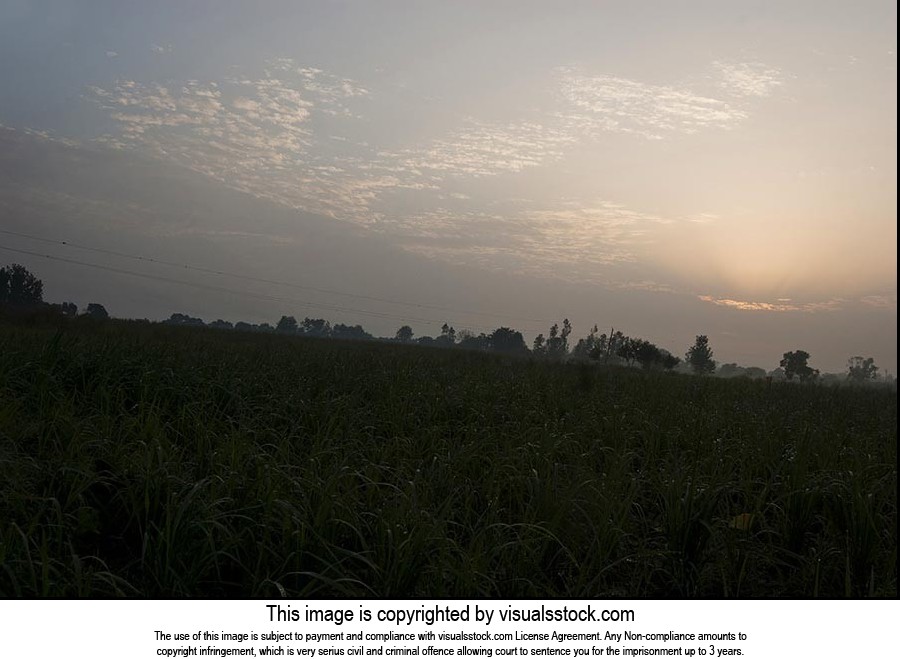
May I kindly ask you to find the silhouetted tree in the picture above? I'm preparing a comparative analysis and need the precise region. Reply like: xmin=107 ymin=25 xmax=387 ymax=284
xmin=276 ymin=315 xmax=298 ymax=333
xmin=165 ymin=312 xmax=204 ymax=326
xmin=458 ymin=330 xmax=489 ymax=351
xmin=532 ymin=333 xmax=546 ymax=356
xmin=437 ymin=323 xmax=456 ymax=346
xmin=546 ymin=324 xmax=560 ymax=355
xmin=395 ymin=325 xmax=414 ymax=343
xmin=717 ymin=363 xmax=745 ymax=378
xmin=561 ymin=318 xmax=572 ymax=353
xmin=587 ymin=332 xmax=609 ymax=361
xmin=847 ymin=356 xmax=879 ymax=382
xmin=571 ymin=325 xmax=600 ymax=361
xmin=301 ymin=317 xmax=331 ymax=337
xmin=332 ymin=323 xmax=372 ymax=340
xmin=209 ymin=319 xmax=233 ymax=330
xmin=0 ymin=263 xmax=43 ymax=306
xmin=544 ymin=319 xmax=572 ymax=360
xmin=780 ymin=350 xmax=818 ymax=382
xmin=605 ymin=329 xmax=627 ymax=364
xmin=686 ymin=335 xmax=716 ymax=374
xmin=588 ymin=329 xmax=626 ymax=364
xmin=85 ymin=303 xmax=109 ymax=320
xmin=489 ymin=327 xmax=528 ymax=354
xmin=660 ymin=350 xmax=681 ymax=371
xmin=616 ymin=337 xmax=638 ymax=366
xmin=633 ymin=339 xmax=664 ymax=370
xmin=60 ymin=301 xmax=78 ymax=316
xmin=234 ymin=321 xmax=253 ymax=332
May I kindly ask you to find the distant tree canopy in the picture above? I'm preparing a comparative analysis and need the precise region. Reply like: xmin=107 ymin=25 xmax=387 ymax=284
xmin=717 ymin=363 xmax=767 ymax=379
xmin=587 ymin=329 xmax=627 ymax=364
xmin=847 ymin=356 xmax=879 ymax=382
xmin=395 ymin=325 xmax=414 ymax=343
xmin=331 ymin=323 xmax=372 ymax=341
xmin=717 ymin=363 xmax=743 ymax=378
xmin=0 ymin=263 xmax=43 ymax=306
xmin=548 ymin=319 xmax=572 ymax=359
xmin=616 ymin=337 xmax=638 ymax=367
xmin=632 ymin=339 xmax=663 ymax=370
xmin=457 ymin=329 xmax=489 ymax=351
xmin=568 ymin=326 xmax=680 ymax=371
xmin=13 ymin=265 xmax=857 ymax=383
xmin=660 ymin=350 xmax=681 ymax=371
xmin=276 ymin=315 xmax=298 ymax=333
xmin=533 ymin=319 xmax=572 ymax=360
xmin=780 ymin=350 xmax=818 ymax=382
xmin=301 ymin=317 xmax=331 ymax=337
xmin=686 ymin=335 xmax=716 ymax=374
xmin=615 ymin=337 xmax=680 ymax=370
xmin=488 ymin=327 xmax=528 ymax=354
xmin=85 ymin=303 xmax=109 ymax=320
xmin=437 ymin=323 xmax=457 ymax=346
xmin=570 ymin=324 xmax=600 ymax=361
xmin=165 ymin=312 xmax=204 ymax=326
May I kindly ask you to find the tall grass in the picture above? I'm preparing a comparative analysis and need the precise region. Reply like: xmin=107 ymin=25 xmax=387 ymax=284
xmin=0 ymin=317 xmax=895 ymax=596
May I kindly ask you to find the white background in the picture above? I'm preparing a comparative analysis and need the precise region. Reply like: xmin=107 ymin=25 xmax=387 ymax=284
xmin=3 ymin=600 xmax=897 ymax=657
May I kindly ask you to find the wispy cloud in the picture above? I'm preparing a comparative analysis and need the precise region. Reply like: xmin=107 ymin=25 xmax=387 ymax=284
xmin=87 ymin=57 xmax=784 ymax=286
xmin=379 ymin=118 xmax=575 ymax=179
xmin=90 ymin=60 xmax=372 ymax=219
xmin=559 ymin=68 xmax=748 ymax=139
xmin=713 ymin=61 xmax=784 ymax=98
xmin=150 ymin=43 xmax=173 ymax=55
xmin=105 ymin=51 xmax=118 ymax=59
xmin=382 ymin=198 xmax=665 ymax=284
xmin=698 ymin=295 xmax=843 ymax=312
xmin=859 ymin=294 xmax=897 ymax=309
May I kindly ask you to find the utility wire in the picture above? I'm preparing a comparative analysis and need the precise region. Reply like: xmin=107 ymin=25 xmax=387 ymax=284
xmin=0 ymin=244 xmax=548 ymax=334
xmin=0 ymin=228 xmax=557 ymax=325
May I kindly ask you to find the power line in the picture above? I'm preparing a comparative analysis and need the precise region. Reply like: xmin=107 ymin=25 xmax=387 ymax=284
xmin=0 ymin=244 xmax=548 ymax=334
xmin=0 ymin=228 xmax=557 ymax=325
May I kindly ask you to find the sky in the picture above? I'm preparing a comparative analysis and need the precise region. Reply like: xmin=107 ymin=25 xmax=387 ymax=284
xmin=0 ymin=1 xmax=896 ymax=374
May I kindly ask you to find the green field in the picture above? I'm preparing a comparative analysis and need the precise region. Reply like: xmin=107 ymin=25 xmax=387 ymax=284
xmin=0 ymin=317 xmax=895 ymax=597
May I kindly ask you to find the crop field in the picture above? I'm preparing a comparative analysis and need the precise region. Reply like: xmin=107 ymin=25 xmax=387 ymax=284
xmin=0 ymin=317 xmax=895 ymax=597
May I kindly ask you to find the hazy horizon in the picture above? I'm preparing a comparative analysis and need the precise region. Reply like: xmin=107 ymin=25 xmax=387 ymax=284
xmin=0 ymin=1 xmax=895 ymax=374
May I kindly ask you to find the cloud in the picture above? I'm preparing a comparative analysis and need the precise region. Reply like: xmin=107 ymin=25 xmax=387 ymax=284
xmin=318 ymin=65 xmax=766 ymax=224
xmin=105 ymin=51 xmax=118 ymax=59
xmin=87 ymin=57 xmax=781 ymax=287
xmin=859 ymin=294 xmax=897 ymax=309
xmin=697 ymin=295 xmax=843 ymax=312
xmin=713 ymin=61 xmax=784 ymax=98
xmin=379 ymin=198 xmax=665 ymax=284
xmin=377 ymin=118 xmax=575 ymax=180
xmin=617 ymin=280 xmax=678 ymax=294
xmin=559 ymin=69 xmax=748 ymax=139
xmin=151 ymin=43 xmax=173 ymax=55
xmin=90 ymin=61 xmax=372 ymax=220
xmin=91 ymin=59 xmax=770 ymax=227
xmin=684 ymin=212 xmax=719 ymax=224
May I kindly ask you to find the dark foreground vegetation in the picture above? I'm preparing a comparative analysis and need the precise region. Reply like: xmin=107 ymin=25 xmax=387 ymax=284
xmin=0 ymin=316 xmax=895 ymax=597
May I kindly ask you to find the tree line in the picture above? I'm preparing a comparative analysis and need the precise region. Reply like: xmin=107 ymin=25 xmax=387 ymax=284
xmin=1 ymin=262 xmax=890 ymax=383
